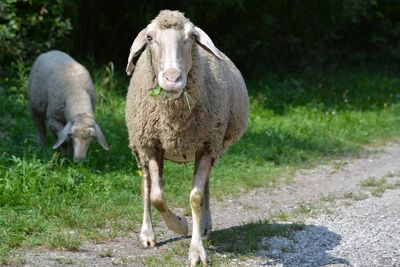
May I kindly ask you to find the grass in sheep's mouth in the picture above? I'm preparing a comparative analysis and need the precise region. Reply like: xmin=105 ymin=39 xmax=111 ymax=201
xmin=151 ymin=84 xmax=193 ymax=111
xmin=183 ymin=91 xmax=193 ymax=111
xmin=150 ymin=84 xmax=164 ymax=96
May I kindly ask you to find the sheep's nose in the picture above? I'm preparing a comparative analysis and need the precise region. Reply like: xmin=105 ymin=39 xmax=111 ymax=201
xmin=163 ymin=69 xmax=182 ymax=83
xmin=73 ymin=155 xmax=85 ymax=161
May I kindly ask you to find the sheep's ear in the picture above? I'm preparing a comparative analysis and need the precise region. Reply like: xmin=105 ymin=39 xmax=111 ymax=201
xmin=52 ymin=122 xmax=72 ymax=149
xmin=126 ymin=28 xmax=147 ymax=76
xmin=194 ymin=26 xmax=223 ymax=60
xmin=94 ymin=124 xmax=109 ymax=151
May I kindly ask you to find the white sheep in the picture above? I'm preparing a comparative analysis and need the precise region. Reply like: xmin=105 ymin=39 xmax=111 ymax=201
xmin=125 ymin=10 xmax=249 ymax=265
xmin=27 ymin=50 xmax=109 ymax=160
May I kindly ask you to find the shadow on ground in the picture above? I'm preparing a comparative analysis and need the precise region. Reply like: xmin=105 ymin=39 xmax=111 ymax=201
xmin=208 ymin=221 xmax=349 ymax=266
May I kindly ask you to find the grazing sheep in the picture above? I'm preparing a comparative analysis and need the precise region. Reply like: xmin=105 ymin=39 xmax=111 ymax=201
xmin=125 ymin=10 xmax=249 ymax=266
xmin=27 ymin=50 xmax=109 ymax=160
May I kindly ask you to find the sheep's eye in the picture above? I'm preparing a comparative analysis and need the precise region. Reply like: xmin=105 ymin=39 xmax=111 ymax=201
xmin=190 ymin=32 xmax=196 ymax=40
xmin=146 ymin=35 xmax=153 ymax=42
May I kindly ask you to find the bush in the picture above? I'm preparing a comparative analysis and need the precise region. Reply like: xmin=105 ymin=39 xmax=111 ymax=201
xmin=0 ymin=0 xmax=75 ymax=77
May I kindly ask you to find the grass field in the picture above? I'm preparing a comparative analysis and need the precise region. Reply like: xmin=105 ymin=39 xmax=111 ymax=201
xmin=1 ymin=65 xmax=400 ymax=264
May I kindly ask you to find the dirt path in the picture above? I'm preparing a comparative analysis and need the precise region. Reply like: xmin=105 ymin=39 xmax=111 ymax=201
xmin=21 ymin=141 xmax=400 ymax=266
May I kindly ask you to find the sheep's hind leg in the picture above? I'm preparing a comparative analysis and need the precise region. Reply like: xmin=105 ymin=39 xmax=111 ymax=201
xmin=201 ymin=179 xmax=212 ymax=236
xmin=30 ymin=107 xmax=47 ymax=146
xmin=189 ymin=153 xmax=212 ymax=266
xmin=148 ymin=156 xmax=188 ymax=236
xmin=140 ymin=168 xmax=156 ymax=247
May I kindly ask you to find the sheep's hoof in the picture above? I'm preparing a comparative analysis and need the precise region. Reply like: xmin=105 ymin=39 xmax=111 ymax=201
xmin=176 ymin=216 xmax=189 ymax=236
xmin=202 ymin=225 xmax=212 ymax=236
xmin=201 ymin=213 xmax=212 ymax=236
xmin=165 ymin=214 xmax=188 ymax=236
xmin=189 ymin=245 xmax=208 ymax=266
xmin=140 ymin=227 xmax=156 ymax=248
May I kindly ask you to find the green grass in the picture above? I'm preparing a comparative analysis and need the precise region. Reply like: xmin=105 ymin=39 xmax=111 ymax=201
xmin=1 ymin=65 xmax=400 ymax=263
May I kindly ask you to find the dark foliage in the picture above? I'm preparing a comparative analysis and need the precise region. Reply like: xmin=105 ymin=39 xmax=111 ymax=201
xmin=0 ymin=0 xmax=77 ymax=75
xmin=1 ymin=0 xmax=400 ymax=78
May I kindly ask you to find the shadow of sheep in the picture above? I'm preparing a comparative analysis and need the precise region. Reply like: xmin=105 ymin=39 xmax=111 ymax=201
xmin=207 ymin=221 xmax=349 ymax=266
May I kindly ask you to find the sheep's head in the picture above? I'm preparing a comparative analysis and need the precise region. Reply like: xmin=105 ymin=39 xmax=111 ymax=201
xmin=52 ymin=113 xmax=109 ymax=161
xmin=126 ymin=10 xmax=222 ymax=97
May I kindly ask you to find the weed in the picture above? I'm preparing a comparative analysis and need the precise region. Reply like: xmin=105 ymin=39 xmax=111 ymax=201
xmin=359 ymin=176 xmax=400 ymax=197
xmin=319 ymin=194 xmax=336 ymax=203
xmin=52 ymin=257 xmax=74 ymax=265
xmin=98 ymin=249 xmax=113 ymax=258
xmin=48 ymin=232 xmax=82 ymax=251
xmin=276 ymin=211 xmax=290 ymax=221
xmin=344 ymin=192 xmax=369 ymax=201
xmin=371 ymin=187 xmax=386 ymax=197
xmin=330 ymin=160 xmax=348 ymax=173
xmin=242 ymin=204 xmax=259 ymax=210
xmin=130 ymin=242 xmax=188 ymax=266
xmin=360 ymin=177 xmax=386 ymax=187
xmin=296 ymin=203 xmax=315 ymax=216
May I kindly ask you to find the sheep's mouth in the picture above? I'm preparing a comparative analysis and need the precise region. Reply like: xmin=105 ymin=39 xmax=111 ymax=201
xmin=151 ymin=85 xmax=193 ymax=110
xmin=150 ymin=84 xmax=182 ymax=99
xmin=162 ymin=90 xmax=183 ymax=100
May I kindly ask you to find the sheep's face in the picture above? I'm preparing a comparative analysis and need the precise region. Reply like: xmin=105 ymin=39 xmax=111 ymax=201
xmin=126 ymin=11 xmax=223 ymax=96
xmin=70 ymin=124 xmax=95 ymax=161
xmin=52 ymin=114 xmax=109 ymax=160
xmin=145 ymin=22 xmax=195 ymax=96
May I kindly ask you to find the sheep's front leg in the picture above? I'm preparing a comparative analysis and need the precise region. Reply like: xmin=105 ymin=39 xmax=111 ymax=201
xmin=48 ymin=117 xmax=71 ymax=153
xmin=48 ymin=117 xmax=65 ymax=138
xmin=148 ymin=155 xmax=188 ymax=236
xmin=140 ymin=168 xmax=156 ymax=247
xmin=189 ymin=153 xmax=213 ymax=266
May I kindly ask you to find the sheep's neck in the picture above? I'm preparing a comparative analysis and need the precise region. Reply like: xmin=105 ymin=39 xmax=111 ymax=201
xmin=65 ymin=90 xmax=93 ymax=120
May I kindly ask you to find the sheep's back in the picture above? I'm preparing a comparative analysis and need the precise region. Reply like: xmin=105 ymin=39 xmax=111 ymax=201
xmin=196 ymin=47 xmax=249 ymax=150
xmin=27 ymin=50 xmax=96 ymax=118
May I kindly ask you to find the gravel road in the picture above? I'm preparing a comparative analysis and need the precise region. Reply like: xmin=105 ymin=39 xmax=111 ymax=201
xmin=257 ymin=188 xmax=400 ymax=267
xmin=20 ymin=141 xmax=400 ymax=266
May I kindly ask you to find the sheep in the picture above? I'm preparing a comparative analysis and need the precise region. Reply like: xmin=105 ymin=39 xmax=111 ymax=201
xmin=125 ymin=10 xmax=249 ymax=266
xmin=27 ymin=50 xmax=109 ymax=161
